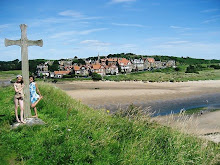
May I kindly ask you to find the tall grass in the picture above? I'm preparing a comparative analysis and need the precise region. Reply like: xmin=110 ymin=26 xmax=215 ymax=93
xmin=0 ymin=83 xmax=219 ymax=164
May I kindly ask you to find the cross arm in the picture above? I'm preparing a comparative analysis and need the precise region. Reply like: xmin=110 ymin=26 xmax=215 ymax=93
xmin=28 ymin=40 xmax=43 ymax=47
xmin=5 ymin=39 xmax=21 ymax=47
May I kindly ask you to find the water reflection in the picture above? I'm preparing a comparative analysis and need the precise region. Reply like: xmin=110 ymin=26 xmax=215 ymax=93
xmin=92 ymin=93 xmax=220 ymax=116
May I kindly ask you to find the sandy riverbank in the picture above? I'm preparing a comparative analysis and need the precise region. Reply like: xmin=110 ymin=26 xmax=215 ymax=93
xmin=55 ymin=80 xmax=220 ymax=143
xmin=154 ymin=110 xmax=220 ymax=143
xmin=55 ymin=80 xmax=220 ymax=106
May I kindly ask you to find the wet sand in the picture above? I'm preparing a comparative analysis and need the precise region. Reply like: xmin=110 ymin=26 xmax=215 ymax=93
xmin=55 ymin=80 xmax=220 ymax=106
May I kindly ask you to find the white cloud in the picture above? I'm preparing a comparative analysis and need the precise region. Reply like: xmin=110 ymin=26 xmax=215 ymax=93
xmin=201 ymin=8 xmax=219 ymax=13
xmin=202 ymin=15 xmax=220 ymax=24
xmin=170 ymin=26 xmax=192 ymax=31
xmin=109 ymin=0 xmax=136 ymax=4
xmin=121 ymin=44 xmax=137 ymax=48
xmin=0 ymin=24 xmax=11 ymax=29
xmin=202 ymin=18 xmax=219 ymax=23
xmin=78 ymin=28 xmax=108 ymax=35
xmin=58 ymin=10 xmax=102 ymax=20
xmin=0 ymin=24 xmax=13 ymax=33
xmin=80 ymin=40 xmax=111 ymax=46
xmin=50 ymin=28 xmax=108 ymax=38
xmin=112 ymin=23 xmax=145 ymax=27
xmin=59 ymin=10 xmax=84 ymax=18
xmin=50 ymin=31 xmax=76 ymax=39
xmin=165 ymin=41 xmax=189 ymax=44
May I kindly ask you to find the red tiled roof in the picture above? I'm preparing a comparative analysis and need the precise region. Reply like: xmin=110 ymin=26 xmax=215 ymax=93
xmin=54 ymin=71 xmax=70 ymax=75
xmin=73 ymin=66 xmax=80 ymax=71
xmin=108 ymin=58 xmax=118 ymax=62
xmin=92 ymin=64 xmax=101 ymax=70
xmin=117 ymin=58 xmax=130 ymax=65
xmin=147 ymin=58 xmax=155 ymax=63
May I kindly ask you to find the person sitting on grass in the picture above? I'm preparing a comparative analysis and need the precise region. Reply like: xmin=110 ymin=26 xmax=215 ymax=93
xmin=14 ymin=75 xmax=26 ymax=123
xmin=29 ymin=76 xmax=43 ymax=118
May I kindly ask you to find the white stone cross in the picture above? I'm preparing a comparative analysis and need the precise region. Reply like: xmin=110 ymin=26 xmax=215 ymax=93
xmin=5 ymin=24 xmax=43 ymax=118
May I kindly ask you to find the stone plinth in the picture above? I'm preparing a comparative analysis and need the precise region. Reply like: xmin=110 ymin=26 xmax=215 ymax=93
xmin=11 ymin=118 xmax=45 ymax=128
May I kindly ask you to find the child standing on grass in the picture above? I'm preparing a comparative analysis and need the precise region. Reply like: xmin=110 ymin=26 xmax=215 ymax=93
xmin=29 ymin=76 xmax=43 ymax=118
xmin=14 ymin=75 xmax=25 ymax=123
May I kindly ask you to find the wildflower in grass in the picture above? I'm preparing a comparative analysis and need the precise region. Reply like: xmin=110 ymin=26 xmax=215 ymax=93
xmin=107 ymin=110 xmax=110 ymax=113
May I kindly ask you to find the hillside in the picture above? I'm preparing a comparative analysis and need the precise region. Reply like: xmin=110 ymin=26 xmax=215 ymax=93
xmin=0 ymin=84 xmax=219 ymax=164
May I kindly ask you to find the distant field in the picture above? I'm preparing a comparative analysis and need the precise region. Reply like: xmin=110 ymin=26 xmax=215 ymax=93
xmin=0 ymin=70 xmax=21 ymax=80
xmin=104 ymin=69 xmax=220 ymax=82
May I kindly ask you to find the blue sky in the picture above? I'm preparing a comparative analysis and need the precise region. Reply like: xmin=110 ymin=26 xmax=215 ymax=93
xmin=0 ymin=0 xmax=220 ymax=61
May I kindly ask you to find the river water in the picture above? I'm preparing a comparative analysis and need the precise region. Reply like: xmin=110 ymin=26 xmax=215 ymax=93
xmin=92 ymin=93 xmax=220 ymax=116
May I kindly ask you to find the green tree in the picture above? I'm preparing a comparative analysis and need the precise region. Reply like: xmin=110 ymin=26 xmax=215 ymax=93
xmin=49 ymin=60 xmax=59 ymax=72
xmin=185 ymin=65 xmax=199 ymax=74
xmin=91 ymin=72 xmax=102 ymax=81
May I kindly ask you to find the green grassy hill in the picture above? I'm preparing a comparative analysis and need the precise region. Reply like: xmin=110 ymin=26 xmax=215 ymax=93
xmin=0 ymin=84 xmax=219 ymax=164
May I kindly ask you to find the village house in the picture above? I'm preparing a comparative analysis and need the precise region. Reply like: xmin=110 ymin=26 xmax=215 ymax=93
xmin=73 ymin=65 xmax=81 ymax=75
xmin=100 ymin=58 xmax=107 ymax=65
xmin=105 ymin=64 xmax=119 ymax=75
xmin=166 ymin=60 xmax=176 ymax=67
xmin=80 ymin=66 xmax=89 ymax=76
xmin=143 ymin=57 xmax=155 ymax=70
xmin=132 ymin=59 xmax=144 ymax=71
xmin=45 ymin=60 xmax=54 ymax=66
xmin=107 ymin=58 xmax=118 ymax=65
xmin=117 ymin=58 xmax=133 ymax=73
xmin=54 ymin=71 xmax=71 ymax=78
xmin=64 ymin=66 xmax=73 ymax=72
xmin=36 ymin=64 xmax=50 ymax=77
xmin=154 ymin=61 xmax=163 ymax=69
xmin=50 ymin=72 xmax=55 ymax=78
xmin=90 ymin=64 xmax=106 ymax=76
xmin=59 ymin=60 xmax=73 ymax=71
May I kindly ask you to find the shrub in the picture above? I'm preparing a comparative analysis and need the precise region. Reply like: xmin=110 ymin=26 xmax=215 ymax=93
xmin=174 ymin=67 xmax=180 ymax=71
xmin=91 ymin=72 xmax=102 ymax=81
xmin=62 ymin=75 xmax=72 ymax=78
xmin=210 ymin=64 xmax=220 ymax=69
xmin=185 ymin=65 xmax=199 ymax=74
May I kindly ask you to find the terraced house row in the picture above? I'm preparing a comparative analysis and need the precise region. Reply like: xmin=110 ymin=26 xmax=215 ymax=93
xmin=36 ymin=56 xmax=176 ymax=78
